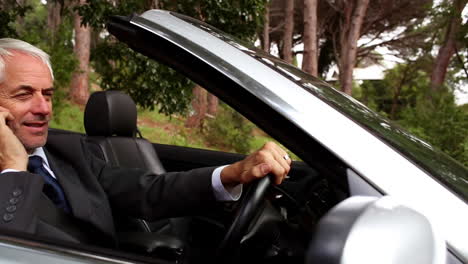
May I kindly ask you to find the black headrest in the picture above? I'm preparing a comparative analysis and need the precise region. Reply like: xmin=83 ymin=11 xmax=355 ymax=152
xmin=84 ymin=91 xmax=137 ymax=137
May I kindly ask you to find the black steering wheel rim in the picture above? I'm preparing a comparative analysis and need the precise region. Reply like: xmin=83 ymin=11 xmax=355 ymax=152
xmin=216 ymin=175 xmax=272 ymax=262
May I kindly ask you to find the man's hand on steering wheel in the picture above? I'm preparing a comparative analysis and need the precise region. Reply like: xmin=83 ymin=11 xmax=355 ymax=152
xmin=217 ymin=142 xmax=291 ymax=263
xmin=220 ymin=141 xmax=292 ymax=189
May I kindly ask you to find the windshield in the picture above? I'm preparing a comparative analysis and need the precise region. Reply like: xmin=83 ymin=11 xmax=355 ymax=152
xmin=174 ymin=13 xmax=468 ymax=202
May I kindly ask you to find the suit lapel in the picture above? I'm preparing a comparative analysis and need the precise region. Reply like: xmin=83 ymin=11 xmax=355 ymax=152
xmin=44 ymin=148 xmax=93 ymax=222
xmin=44 ymin=135 xmax=116 ymax=242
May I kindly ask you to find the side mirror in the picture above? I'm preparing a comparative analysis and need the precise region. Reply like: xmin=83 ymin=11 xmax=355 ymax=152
xmin=306 ymin=196 xmax=445 ymax=264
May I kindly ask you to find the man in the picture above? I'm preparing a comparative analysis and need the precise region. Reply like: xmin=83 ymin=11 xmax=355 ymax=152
xmin=0 ymin=38 xmax=290 ymax=246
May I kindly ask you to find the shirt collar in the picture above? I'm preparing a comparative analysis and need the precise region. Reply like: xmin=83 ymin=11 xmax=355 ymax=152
xmin=30 ymin=147 xmax=50 ymax=168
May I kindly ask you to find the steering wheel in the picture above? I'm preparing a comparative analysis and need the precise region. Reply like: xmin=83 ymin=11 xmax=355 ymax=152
xmin=216 ymin=175 xmax=272 ymax=262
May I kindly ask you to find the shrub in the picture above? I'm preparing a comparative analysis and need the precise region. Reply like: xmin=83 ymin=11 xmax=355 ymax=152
xmin=399 ymin=92 xmax=468 ymax=166
xmin=204 ymin=104 xmax=254 ymax=154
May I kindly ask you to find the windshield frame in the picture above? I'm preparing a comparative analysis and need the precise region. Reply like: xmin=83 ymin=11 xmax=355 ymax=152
xmin=171 ymin=12 xmax=468 ymax=203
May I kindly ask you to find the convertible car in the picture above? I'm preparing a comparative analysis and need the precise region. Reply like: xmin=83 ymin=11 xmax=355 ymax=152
xmin=0 ymin=9 xmax=467 ymax=264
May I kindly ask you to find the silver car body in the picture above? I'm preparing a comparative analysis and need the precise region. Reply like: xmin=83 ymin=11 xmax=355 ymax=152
xmin=132 ymin=10 xmax=467 ymax=262
xmin=0 ymin=9 xmax=466 ymax=263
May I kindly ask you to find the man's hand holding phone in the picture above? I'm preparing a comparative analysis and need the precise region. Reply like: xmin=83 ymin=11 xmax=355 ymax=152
xmin=0 ymin=107 xmax=27 ymax=172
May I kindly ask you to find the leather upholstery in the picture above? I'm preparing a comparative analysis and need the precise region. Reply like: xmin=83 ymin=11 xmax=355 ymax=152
xmin=84 ymin=91 xmax=165 ymax=176
xmin=90 ymin=136 xmax=166 ymax=177
xmin=84 ymin=91 xmax=184 ymax=258
xmin=84 ymin=90 xmax=137 ymax=137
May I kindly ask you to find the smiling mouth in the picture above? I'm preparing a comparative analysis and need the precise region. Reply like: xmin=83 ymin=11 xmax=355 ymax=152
xmin=23 ymin=122 xmax=48 ymax=128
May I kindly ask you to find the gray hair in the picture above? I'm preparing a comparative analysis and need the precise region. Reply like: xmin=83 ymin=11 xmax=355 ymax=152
xmin=0 ymin=38 xmax=54 ymax=83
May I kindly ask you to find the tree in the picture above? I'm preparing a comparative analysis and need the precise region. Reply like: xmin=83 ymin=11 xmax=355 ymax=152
xmin=430 ymin=0 xmax=468 ymax=92
xmin=266 ymin=0 xmax=304 ymax=61
xmin=76 ymin=0 xmax=267 ymax=127
xmin=335 ymin=0 xmax=370 ymax=95
xmin=400 ymin=91 xmax=468 ymax=166
xmin=302 ymin=0 xmax=318 ymax=76
xmin=282 ymin=0 xmax=295 ymax=63
xmin=262 ymin=3 xmax=270 ymax=52
xmin=185 ymin=85 xmax=208 ymax=128
xmin=70 ymin=0 xmax=91 ymax=105
xmin=322 ymin=0 xmax=432 ymax=94
xmin=0 ymin=0 xmax=31 ymax=37
xmin=161 ymin=0 xmax=269 ymax=127
xmin=47 ymin=0 xmax=62 ymax=36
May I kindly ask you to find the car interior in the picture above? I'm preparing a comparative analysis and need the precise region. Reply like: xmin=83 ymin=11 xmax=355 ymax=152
xmin=76 ymin=90 xmax=445 ymax=264
xmin=77 ymin=91 xmax=343 ymax=263
xmin=44 ymin=90 xmax=345 ymax=264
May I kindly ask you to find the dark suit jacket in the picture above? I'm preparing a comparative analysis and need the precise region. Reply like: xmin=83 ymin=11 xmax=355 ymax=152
xmin=0 ymin=132 xmax=218 ymax=247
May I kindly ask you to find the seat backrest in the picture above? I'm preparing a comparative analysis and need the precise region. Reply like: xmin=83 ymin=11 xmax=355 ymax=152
xmin=84 ymin=91 xmax=165 ymax=175
xmin=84 ymin=91 xmax=172 ymax=233
xmin=84 ymin=91 xmax=188 ymax=257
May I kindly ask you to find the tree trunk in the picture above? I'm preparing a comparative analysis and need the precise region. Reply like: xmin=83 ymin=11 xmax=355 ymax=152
xmin=282 ymin=0 xmax=294 ymax=63
xmin=146 ymin=0 xmax=159 ymax=9
xmin=47 ymin=0 xmax=62 ymax=36
xmin=263 ymin=4 xmax=270 ymax=53
xmin=302 ymin=0 xmax=318 ymax=76
xmin=70 ymin=0 xmax=91 ymax=105
xmin=430 ymin=0 xmax=467 ymax=91
xmin=185 ymin=85 xmax=208 ymax=128
xmin=207 ymin=93 xmax=218 ymax=116
xmin=338 ymin=0 xmax=370 ymax=95
xmin=185 ymin=8 xmax=217 ymax=128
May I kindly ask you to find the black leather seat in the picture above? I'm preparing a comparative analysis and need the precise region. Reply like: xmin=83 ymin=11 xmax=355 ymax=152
xmin=84 ymin=91 xmax=184 ymax=258
xmin=84 ymin=90 xmax=166 ymax=179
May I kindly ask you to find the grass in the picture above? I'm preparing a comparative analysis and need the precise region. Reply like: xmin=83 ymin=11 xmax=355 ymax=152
xmin=137 ymin=108 xmax=209 ymax=149
xmin=49 ymin=100 xmax=299 ymax=160
xmin=50 ymin=102 xmax=85 ymax=133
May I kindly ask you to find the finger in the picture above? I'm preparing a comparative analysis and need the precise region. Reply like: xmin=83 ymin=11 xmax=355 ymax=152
xmin=0 ymin=112 xmax=10 ymax=124
xmin=264 ymin=142 xmax=291 ymax=169
xmin=250 ymin=161 xmax=284 ymax=185
xmin=247 ymin=162 xmax=271 ymax=181
xmin=0 ymin=112 xmax=14 ymax=128
xmin=269 ymin=147 xmax=291 ymax=176
xmin=274 ymin=151 xmax=291 ymax=175
xmin=265 ymin=158 xmax=288 ymax=185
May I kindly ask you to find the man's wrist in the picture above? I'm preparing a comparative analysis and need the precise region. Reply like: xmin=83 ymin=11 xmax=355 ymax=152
xmin=212 ymin=165 xmax=242 ymax=201
xmin=220 ymin=163 xmax=241 ymax=188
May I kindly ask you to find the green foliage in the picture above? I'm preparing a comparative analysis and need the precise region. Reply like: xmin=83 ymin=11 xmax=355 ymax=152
xmin=204 ymin=104 xmax=254 ymax=154
xmin=460 ymin=104 xmax=468 ymax=114
xmin=160 ymin=0 xmax=267 ymax=41
xmin=76 ymin=0 xmax=266 ymax=40
xmin=399 ymin=92 xmax=468 ymax=166
xmin=356 ymin=63 xmax=430 ymax=119
xmin=75 ymin=0 xmax=267 ymax=114
xmin=0 ymin=1 xmax=31 ymax=38
xmin=92 ymin=42 xmax=193 ymax=114
xmin=49 ymin=101 xmax=85 ymax=133
xmin=355 ymin=80 xmax=391 ymax=117
xmin=16 ymin=3 xmax=77 ymax=122
xmin=76 ymin=0 xmax=148 ymax=30
xmin=355 ymin=61 xmax=468 ymax=166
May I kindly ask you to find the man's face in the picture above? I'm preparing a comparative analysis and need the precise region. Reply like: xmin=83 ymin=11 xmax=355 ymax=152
xmin=0 ymin=51 xmax=53 ymax=153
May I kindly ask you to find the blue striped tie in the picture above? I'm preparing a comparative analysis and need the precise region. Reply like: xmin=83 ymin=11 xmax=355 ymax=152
xmin=28 ymin=156 xmax=71 ymax=213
